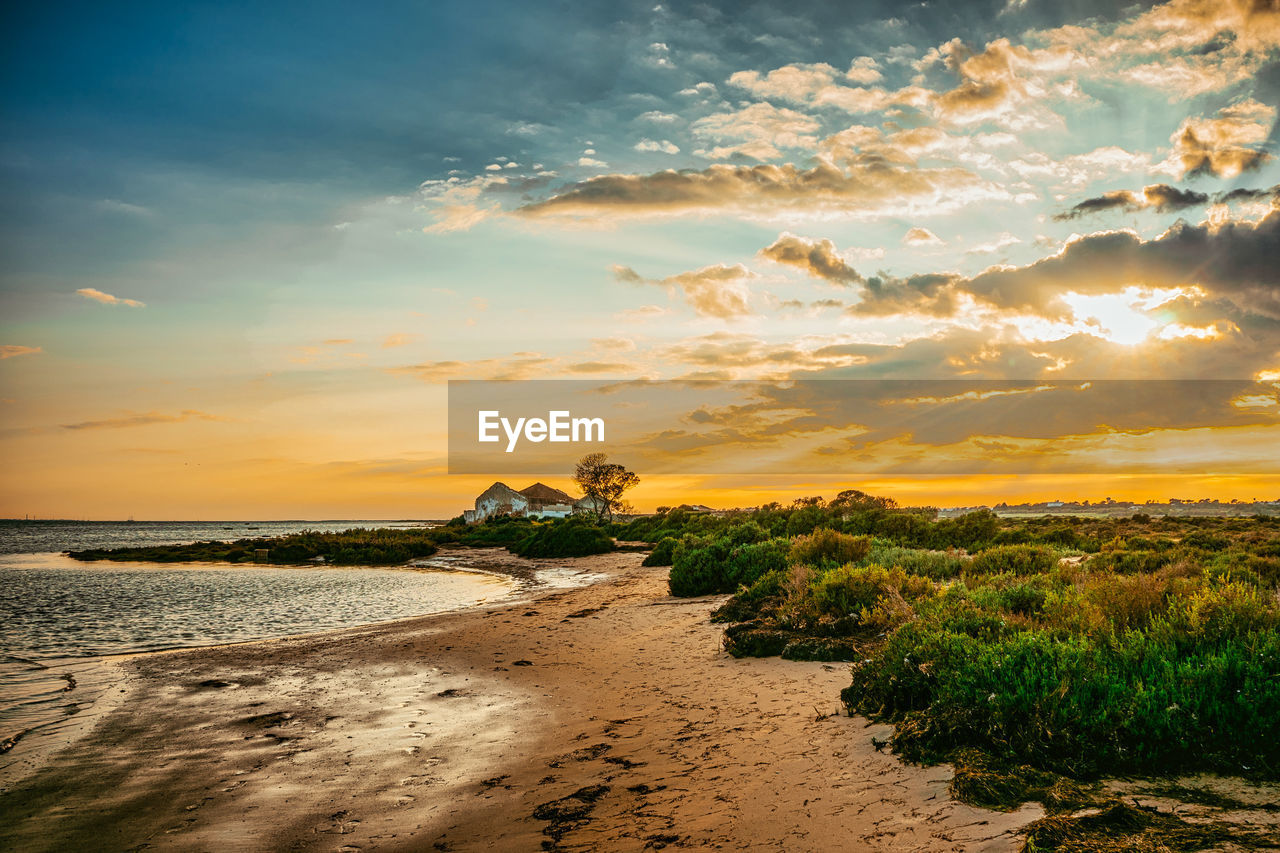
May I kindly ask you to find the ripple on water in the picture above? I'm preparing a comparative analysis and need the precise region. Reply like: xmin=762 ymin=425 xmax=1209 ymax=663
xmin=0 ymin=552 xmax=517 ymax=761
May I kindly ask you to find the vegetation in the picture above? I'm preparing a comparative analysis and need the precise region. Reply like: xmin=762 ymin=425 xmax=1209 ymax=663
xmin=573 ymin=452 xmax=640 ymax=521
xmin=643 ymin=492 xmax=1280 ymax=848
xmin=69 ymin=512 xmax=622 ymax=565
xmin=508 ymin=516 xmax=615 ymax=558
xmin=67 ymin=528 xmax=440 ymax=565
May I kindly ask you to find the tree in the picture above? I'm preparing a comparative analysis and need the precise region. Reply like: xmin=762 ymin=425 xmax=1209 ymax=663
xmin=572 ymin=452 xmax=640 ymax=521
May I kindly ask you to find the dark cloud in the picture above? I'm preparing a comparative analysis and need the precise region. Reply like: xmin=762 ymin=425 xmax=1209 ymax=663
xmin=759 ymin=233 xmax=863 ymax=285
xmin=1216 ymin=184 xmax=1280 ymax=204
xmin=1054 ymin=184 xmax=1209 ymax=220
xmin=963 ymin=208 xmax=1280 ymax=319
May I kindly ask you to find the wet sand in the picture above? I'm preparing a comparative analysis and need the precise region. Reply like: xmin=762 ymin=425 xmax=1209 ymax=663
xmin=0 ymin=548 xmax=1040 ymax=851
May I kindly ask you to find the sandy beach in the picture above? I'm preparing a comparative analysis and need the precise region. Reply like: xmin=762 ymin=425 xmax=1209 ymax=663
xmin=0 ymin=548 xmax=1041 ymax=852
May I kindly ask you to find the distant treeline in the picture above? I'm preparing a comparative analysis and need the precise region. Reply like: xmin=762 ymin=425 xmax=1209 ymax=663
xmin=66 ymin=513 xmax=617 ymax=565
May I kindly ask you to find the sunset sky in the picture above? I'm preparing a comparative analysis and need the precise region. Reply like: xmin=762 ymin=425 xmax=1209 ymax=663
xmin=2 ymin=0 xmax=1279 ymax=519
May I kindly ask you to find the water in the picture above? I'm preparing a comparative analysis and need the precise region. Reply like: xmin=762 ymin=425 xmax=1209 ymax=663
xmin=0 ymin=520 xmax=517 ymax=777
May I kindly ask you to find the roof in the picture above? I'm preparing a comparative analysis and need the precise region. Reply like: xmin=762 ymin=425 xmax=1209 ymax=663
xmin=477 ymin=481 xmax=526 ymax=502
xmin=519 ymin=482 xmax=575 ymax=504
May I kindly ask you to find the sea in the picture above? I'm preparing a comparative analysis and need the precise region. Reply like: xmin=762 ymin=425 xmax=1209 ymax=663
xmin=0 ymin=519 xmax=527 ymax=782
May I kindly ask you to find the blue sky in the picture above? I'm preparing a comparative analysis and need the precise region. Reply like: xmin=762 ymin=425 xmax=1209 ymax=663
xmin=2 ymin=0 xmax=1278 ymax=516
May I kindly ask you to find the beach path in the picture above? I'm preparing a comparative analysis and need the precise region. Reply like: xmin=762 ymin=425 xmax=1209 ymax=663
xmin=0 ymin=549 xmax=1040 ymax=851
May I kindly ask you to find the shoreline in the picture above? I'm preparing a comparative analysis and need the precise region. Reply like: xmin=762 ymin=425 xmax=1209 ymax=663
xmin=1 ymin=549 xmax=1040 ymax=851
xmin=0 ymin=544 xmax=594 ymax=788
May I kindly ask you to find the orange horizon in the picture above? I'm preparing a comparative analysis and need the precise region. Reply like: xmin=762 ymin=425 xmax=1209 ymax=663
xmin=5 ymin=473 xmax=1278 ymax=521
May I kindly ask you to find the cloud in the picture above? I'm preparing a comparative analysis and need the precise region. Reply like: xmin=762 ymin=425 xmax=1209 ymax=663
xmin=957 ymin=208 xmax=1280 ymax=320
xmin=518 ymin=160 xmax=1002 ymax=223
xmin=591 ymin=336 xmax=636 ymax=352
xmin=76 ymin=288 xmax=145 ymax=307
xmin=1116 ymin=0 xmax=1280 ymax=56
xmin=614 ymin=304 xmax=672 ymax=323
xmin=726 ymin=60 xmax=914 ymax=116
xmin=0 ymin=345 xmax=42 ymax=359
xmin=924 ymin=37 xmax=1084 ymax=127
xmin=902 ymin=227 xmax=943 ymax=246
xmin=727 ymin=62 xmax=843 ymax=102
xmin=388 ymin=354 xmax=557 ymax=383
xmin=566 ymin=361 xmax=632 ymax=374
xmin=1006 ymin=146 xmax=1152 ymax=190
xmin=1217 ymin=185 xmax=1280 ymax=204
xmin=690 ymin=102 xmax=820 ymax=160
xmin=61 ymin=410 xmax=226 ymax=431
xmin=634 ymin=139 xmax=680 ymax=154
xmin=752 ymin=206 xmax=1280 ymax=325
xmin=613 ymin=263 xmax=756 ymax=320
xmin=382 ymin=333 xmax=417 ymax=348
xmin=1054 ymin=184 xmax=1210 ymax=220
xmin=678 ymin=82 xmax=717 ymax=97
xmin=846 ymin=57 xmax=883 ymax=85
xmin=1031 ymin=1 xmax=1280 ymax=99
xmin=1157 ymin=99 xmax=1275 ymax=179
xmin=966 ymin=232 xmax=1022 ymax=254
xmin=759 ymin=232 xmax=863 ymax=285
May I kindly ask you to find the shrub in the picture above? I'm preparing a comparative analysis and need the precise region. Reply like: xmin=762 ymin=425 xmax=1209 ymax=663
xmin=722 ymin=622 xmax=792 ymax=657
xmin=841 ymin=580 xmax=1280 ymax=779
xmin=970 ymin=544 xmax=1058 ymax=576
xmin=790 ymin=528 xmax=872 ymax=568
xmin=781 ymin=636 xmax=862 ymax=661
xmin=711 ymin=569 xmax=788 ymax=623
xmin=509 ymin=518 xmax=614 ymax=558
xmin=806 ymin=563 xmax=933 ymax=628
xmin=867 ymin=544 xmax=970 ymax=579
xmin=725 ymin=539 xmax=789 ymax=588
xmin=642 ymin=536 xmax=679 ymax=567
xmin=668 ymin=538 xmax=732 ymax=596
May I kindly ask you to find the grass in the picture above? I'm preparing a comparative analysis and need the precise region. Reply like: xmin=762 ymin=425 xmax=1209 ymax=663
xmin=656 ymin=493 xmax=1280 ymax=849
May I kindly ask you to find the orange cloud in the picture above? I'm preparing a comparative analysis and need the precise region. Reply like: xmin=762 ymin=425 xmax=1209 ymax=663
xmin=613 ymin=263 xmax=756 ymax=320
xmin=61 ymin=410 xmax=227 ymax=431
xmin=1158 ymin=99 xmax=1275 ymax=179
xmin=0 ymin=345 xmax=42 ymax=359
xmin=76 ymin=288 xmax=145 ymax=307
xmin=519 ymin=160 xmax=1002 ymax=222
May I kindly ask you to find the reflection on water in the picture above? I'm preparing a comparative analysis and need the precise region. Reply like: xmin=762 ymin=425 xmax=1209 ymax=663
xmin=0 ymin=553 xmax=516 ymax=766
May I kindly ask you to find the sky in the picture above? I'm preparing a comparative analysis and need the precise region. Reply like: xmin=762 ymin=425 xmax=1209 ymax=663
xmin=1 ymin=0 xmax=1279 ymax=519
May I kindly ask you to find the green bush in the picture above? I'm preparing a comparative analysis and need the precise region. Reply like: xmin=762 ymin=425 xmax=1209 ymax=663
xmin=509 ymin=518 xmax=615 ymax=558
xmin=866 ymin=544 xmax=970 ymax=579
xmin=668 ymin=538 xmax=732 ymax=596
xmin=725 ymin=539 xmax=789 ymax=588
xmin=668 ymin=536 xmax=790 ymax=596
xmin=789 ymin=528 xmax=872 ymax=568
xmin=67 ymin=528 xmax=439 ymax=566
xmin=841 ymin=576 xmax=1280 ymax=779
xmin=807 ymin=563 xmax=933 ymax=626
xmin=642 ymin=536 xmax=679 ymax=567
xmin=971 ymin=544 xmax=1059 ymax=576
